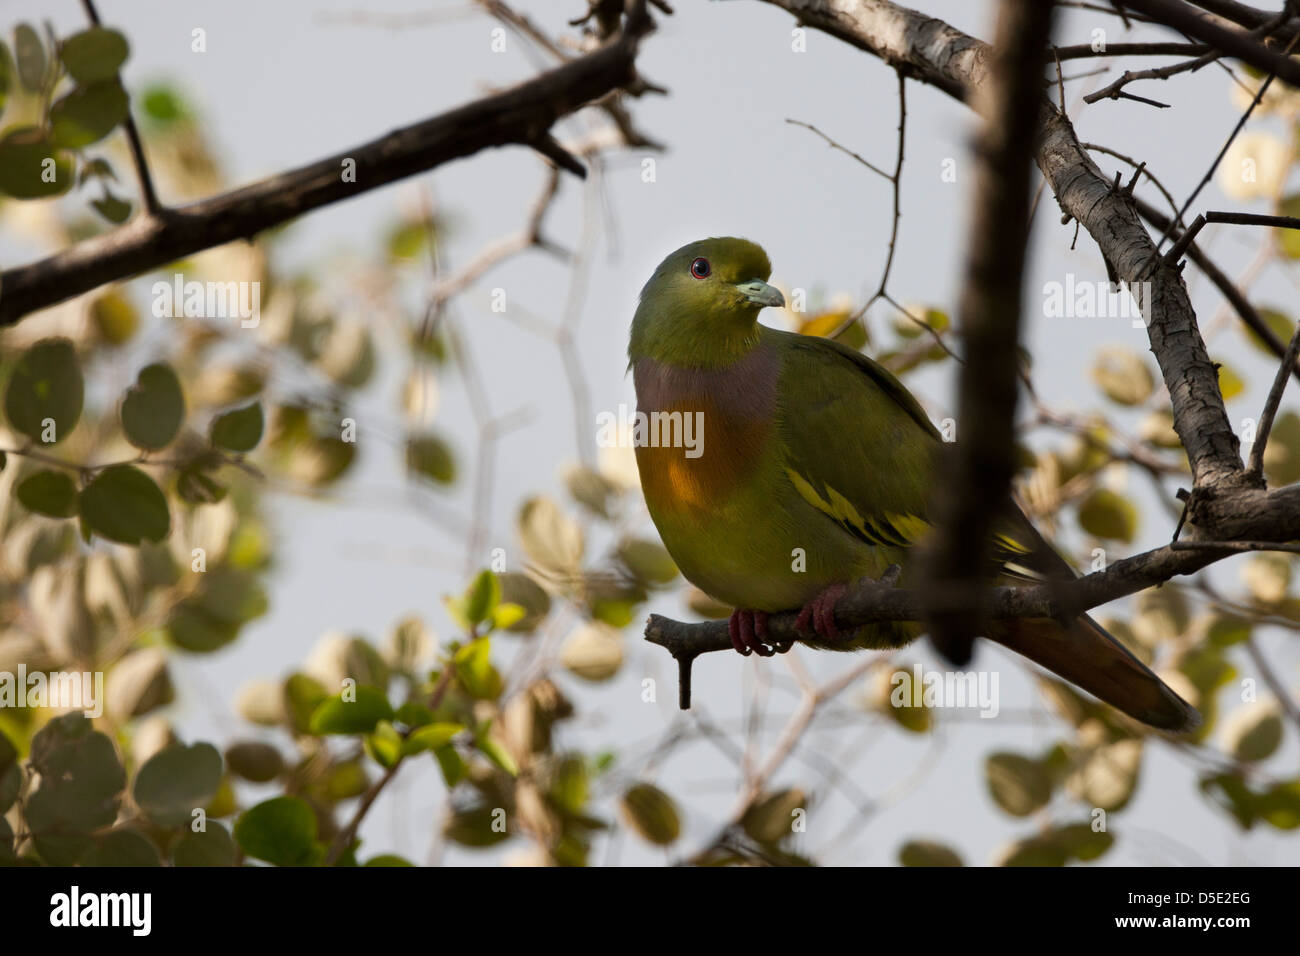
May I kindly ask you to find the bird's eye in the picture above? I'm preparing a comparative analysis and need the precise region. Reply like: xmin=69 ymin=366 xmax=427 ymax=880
xmin=690 ymin=257 xmax=711 ymax=279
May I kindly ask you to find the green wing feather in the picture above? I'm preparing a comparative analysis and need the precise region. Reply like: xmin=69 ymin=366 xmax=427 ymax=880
xmin=771 ymin=329 xmax=1065 ymax=580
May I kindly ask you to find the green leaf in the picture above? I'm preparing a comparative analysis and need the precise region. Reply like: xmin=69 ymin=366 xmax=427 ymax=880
xmin=985 ymin=752 xmax=1052 ymax=817
xmin=50 ymin=79 xmax=129 ymax=149
xmin=210 ymin=402 xmax=264 ymax=452
xmin=620 ymin=783 xmax=681 ymax=845
xmin=284 ymin=673 xmax=329 ymax=734
xmin=898 ymin=840 xmax=964 ymax=867
xmin=364 ymin=720 xmax=403 ymax=769
xmin=172 ymin=823 xmax=236 ymax=866
xmin=1278 ymin=194 xmax=1300 ymax=259
xmin=1077 ymin=488 xmax=1138 ymax=543
xmin=0 ymin=126 xmax=73 ymax=198
xmin=25 ymin=715 xmax=125 ymax=864
xmin=234 ymin=796 xmax=319 ymax=866
xmin=121 ymin=362 xmax=185 ymax=450
xmin=364 ymin=853 xmax=415 ymax=867
xmin=59 ymin=27 xmax=128 ymax=84
xmin=79 ymin=464 xmax=169 ymax=545
xmin=91 ymin=190 xmax=132 ymax=224
xmin=405 ymin=432 xmax=455 ymax=484
xmin=133 ymin=741 xmax=223 ymax=827
xmin=0 ymin=729 xmax=21 ymax=815
xmin=454 ymin=636 xmax=503 ymax=699
xmin=83 ymin=829 xmax=161 ymax=866
xmin=13 ymin=24 xmax=44 ymax=92
xmin=403 ymin=721 xmax=463 ymax=755
xmin=224 ymin=741 xmax=285 ymax=783
xmin=0 ymin=41 xmax=14 ymax=114
xmin=475 ymin=727 xmax=518 ymax=776
xmin=432 ymin=744 xmax=466 ymax=787
xmin=90 ymin=289 xmax=138 ymax=345
xmin=4 ymin=338 xmax=83 ymax=443
xmin=309 ymin=686 xmax=395 ymax=735
xmin=1091 ymin=346 xmax=1154 ymax=406
xmin=463 ymin=569 xmax=500 ymax=626
xmin=140 ymin=84 xmax=187 ymax=126
xmin=16 ymin=469 xmax=77 ymax=518
xmin=1248 ymin=308 xmax=1296 ymax=355
xmin=497 ymin=572 xmax=550 ymax=632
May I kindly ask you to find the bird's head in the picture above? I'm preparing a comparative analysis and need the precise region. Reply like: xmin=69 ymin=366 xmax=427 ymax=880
xmin=629 ymin=237 xmax=784 ymax=367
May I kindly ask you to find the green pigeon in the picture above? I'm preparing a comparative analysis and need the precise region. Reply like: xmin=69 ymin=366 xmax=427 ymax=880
xmin=628 ymin=236 xmax=1199 ymax=732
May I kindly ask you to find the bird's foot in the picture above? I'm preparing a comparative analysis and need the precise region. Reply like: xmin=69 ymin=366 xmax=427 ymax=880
xmin=795 ymin=582 xmax=850 ymax=641
xmin=728 ymin=609 xmax=791 ymax=657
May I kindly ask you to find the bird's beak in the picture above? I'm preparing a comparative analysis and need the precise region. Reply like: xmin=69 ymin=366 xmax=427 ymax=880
xmin=735 ymin=279 xmax=785 ymax=309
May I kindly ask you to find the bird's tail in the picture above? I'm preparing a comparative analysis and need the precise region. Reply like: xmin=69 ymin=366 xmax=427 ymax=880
xmin=985 ymin=614 xmax=1200 ymax=732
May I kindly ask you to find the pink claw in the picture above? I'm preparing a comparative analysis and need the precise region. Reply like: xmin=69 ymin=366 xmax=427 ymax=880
xmin=728 ymin=609 xmax=774 ymax=657
xmin=795 ymin=582 xmax=849 ymax=641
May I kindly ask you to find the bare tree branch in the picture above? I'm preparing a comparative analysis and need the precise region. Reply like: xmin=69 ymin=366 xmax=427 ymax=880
xmin=0 ymin=3 xmax=657 ymax=325
xmin=921 ymin=0 xmax=1058 ymax=665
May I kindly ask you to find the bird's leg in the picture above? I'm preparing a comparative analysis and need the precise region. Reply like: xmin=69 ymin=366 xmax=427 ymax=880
xmin=794 ymin=582 xmax=849 ymax=641
xmin=728 ymin=609 xmax=776 ymax=657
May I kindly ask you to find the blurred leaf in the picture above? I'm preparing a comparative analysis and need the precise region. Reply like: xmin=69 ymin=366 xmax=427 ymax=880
xmin=619 ymin=783 xmax=681 ymax=846
xmin=106 ymin=647 xmax=173 ymax=719
xmin=1221 ymin=701 xmax=1283 ymax=762
xmin=172 ymin=823 xmax=236 ymax=866
xmin=476 ymin=730 xmax=518 ymax=777
xmin=994 ymin=835 xmax=1068 ymax=867
xmin=1077 ymin=488 xmax=1137 ymax=543
xmin=497 ymin=572 xmax=550 ymax=633
xmin=364 ymin=720 xmax=403 ymax=769
xmin=1050 ymin=822 xmax=1115 ymax=862
xmin=898 ymin=840 xmax=963 ymax=867
xmin=453 ymin=636 xmax=503 ymax=699
xmin=462 ymin=569 xmax=500 ymax=627
xmin=560 ymin=622 xmax=623 ymax=682
xmin=740 ymin=788 xmax=804 ymax=844
xmin=83 ymin=829 xmax=160 ymax=867
xmin=91 ymin=190 xmax=132 ymax=224
xmin=386 ymin=219 xmax=430 ymax=261
xmin=365 ymin=854 xmax=415 ymax=867
xmin=1206 ymin=612 xmax=1251 ymax=648
xmin=1216 ymin=362 xmax=1245 ymax=401
xmin=90 ymin=289 xmax=138 ymax=345
xmin=134 ymin=741 xmax=223 ymax=827
xmin=1091 ymin=347 xmax=1154 ymax=406
xmin=518 ymin=496 xmax=583 ymax=580
xmin=1132 ymin=586 xmax=1190 ymax=646
xmin=1067 ymin=738 xmax=1142 ymax=812
xmin=563 ymin=463 xmax=618 ymax=518
xmin=5 ymin=338 xmax=83 ymax=443
xmin=1139 ymin=409 xmax=1182 ymax=450
xmin=210 ymin=402 xmax=263 ymax=452
xmin=15 ymin=470 xmax=76 ymax=518
xmin=1262 ymin=410 xmax=1300 ymax=486
xmin=309 ymin=687 xmax=395 ymax=735
xmin=121 ymin=362 xmax=184 ymax=450
xmin=405 ymin=432 xmax=455 ymax=484
xmin=1242 ymin=552 xmax=1291 ymax=605
xmin=283 ymin=673 xmax=328 ymax=735
xmin=288 ymin=436 xmax=354 ymax=486
xmin=234 ymin=796 xmax=320 ymax=866
xmin=79 ymin=465 xmax=169 ymax=545
xmin=1248 ymin=308 xmax=1295 ymax=355
xmin=50 ymin=79 xmax=129 ymax=148
xmin=224 ymin=741 xmax=284 ymax=783
xmin=0 ymin=126 xmax=73 ymax=198
xmin=140 ymin=84 xmax=188 ymax=126
xmin=13 ymin=24 xmax=44 ymax=92
xmin=985 ymin=752 xmax=1052 ymax=817
xmin=1278 ymin=194 xmax=1300 ymax=259
xmin=404 ymin=722 xmax=463 ymax=754
xmin=617 ymin=537 xmax=678 ymax=586
xmin=59 ymin=27 xmax=128 ymax=85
